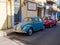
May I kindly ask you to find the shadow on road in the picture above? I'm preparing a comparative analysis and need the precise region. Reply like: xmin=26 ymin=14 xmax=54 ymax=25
xmin=5 ymin=21 xmax=60 ymax=45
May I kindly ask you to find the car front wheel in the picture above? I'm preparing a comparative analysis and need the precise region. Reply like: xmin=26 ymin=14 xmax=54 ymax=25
xmin=42 ymin=26 xmax=45 ymax=30
xmin=27 ymin=28 xmax=33 ymax=36
xmin=54 ymin=23 xmax=57 ymax=26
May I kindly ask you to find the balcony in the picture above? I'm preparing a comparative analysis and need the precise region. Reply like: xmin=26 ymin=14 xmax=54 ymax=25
xmin=46 ymin=4 xmax=58 ymax=12
xmin=47 ymin=0 xmax=57 ymax=4
xmin=37 ymin=2 xmax=45 ymax=8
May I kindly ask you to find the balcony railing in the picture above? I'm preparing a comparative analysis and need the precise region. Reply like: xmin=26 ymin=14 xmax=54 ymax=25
xmin=46 ymin=4 xmax=58 ymax=11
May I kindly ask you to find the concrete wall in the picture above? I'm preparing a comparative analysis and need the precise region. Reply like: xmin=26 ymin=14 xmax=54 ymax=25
xmin=0 ymin=0 xmax=7 ymax=29
xmin=0 ymin=0 xmax=46 ymax=29
xmin=0 ymin=0 xmax=14 ymax=29
xmin=21 ymin=1 xmax=37 ymax=20
xmin=6 ymin=0 xmax=14 ymax=29
xmin=22 ymin=5 xmax=37 ymax=21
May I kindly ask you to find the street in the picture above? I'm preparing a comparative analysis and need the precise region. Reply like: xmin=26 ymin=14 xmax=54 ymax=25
xmin=6 ymin=21 xmax=60 ymax=45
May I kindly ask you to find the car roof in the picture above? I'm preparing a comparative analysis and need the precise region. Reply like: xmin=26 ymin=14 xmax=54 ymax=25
xmin=33 ymin=16 xmax=41 ymax=18
xmin=24 ymin=16 xmax=42 ymax=19
xmin=24 ymin=17 xmax=33 ymax=18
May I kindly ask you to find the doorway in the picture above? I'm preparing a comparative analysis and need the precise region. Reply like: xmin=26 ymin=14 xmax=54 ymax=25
xmin=14 ymin=0 xmax=21 ymax=25
xmin=37 ymin=7 xmax=42 ymax=18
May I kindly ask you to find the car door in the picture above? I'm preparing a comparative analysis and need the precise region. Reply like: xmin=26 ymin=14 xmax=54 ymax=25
xmin=33 ymin=18 xmax=42 ymax=31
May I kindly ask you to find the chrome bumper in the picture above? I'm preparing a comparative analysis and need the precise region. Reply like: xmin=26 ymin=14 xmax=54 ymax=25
xmin=13 ymin=29 xmax=26 ymax=33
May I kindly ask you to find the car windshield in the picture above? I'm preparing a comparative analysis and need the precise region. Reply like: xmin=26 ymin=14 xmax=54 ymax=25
xmin=48 ymin=18 xmax=52 ymax=20
xmin=43 ymin=17 xmax=48 ymax=20
xmin=23 ymin=17 xmax=32 ymax=22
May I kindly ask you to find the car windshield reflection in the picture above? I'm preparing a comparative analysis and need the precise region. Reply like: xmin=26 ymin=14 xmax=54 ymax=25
xmin=23 ymin=17 xmax=32 ymax=22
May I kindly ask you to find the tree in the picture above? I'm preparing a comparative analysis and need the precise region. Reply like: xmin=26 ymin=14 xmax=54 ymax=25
xmin=57 ymin=6 xmax=60 ymax=9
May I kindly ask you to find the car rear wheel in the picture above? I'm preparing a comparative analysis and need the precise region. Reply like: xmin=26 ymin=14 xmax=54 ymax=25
xmin=27 ymin=28 xmax=33 ymax=36
xmin=42 ymin=26 xmax=45 ymax=30
xmin=54 ymin=23 xmax=56 ymax=26
xmin=50 ymin=24 xmax=52 ymax=28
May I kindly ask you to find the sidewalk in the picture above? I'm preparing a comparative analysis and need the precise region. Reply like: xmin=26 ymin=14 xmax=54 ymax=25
xmin=0 ymin=29 xmax=25 ymax=45
xmin=0 ymin=29 xmax=14 ymax=37
xmin=0 ymin=29 xmax=19 ymax=45
xmin=0 ymin=37 xmax=19 ymax=45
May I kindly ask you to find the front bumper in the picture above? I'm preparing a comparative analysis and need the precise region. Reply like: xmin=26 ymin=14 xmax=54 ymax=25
xmin=13 ymin=29 xmax=27 ymax=33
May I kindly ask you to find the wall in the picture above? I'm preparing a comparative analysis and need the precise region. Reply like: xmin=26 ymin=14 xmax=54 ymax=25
xmin=0 ymin=0 xmax=7 ymax=29
xmin=0 ymin=0 xmax=14 ymax=29
xmin=21 ymin=0 xmax=37 ymax=20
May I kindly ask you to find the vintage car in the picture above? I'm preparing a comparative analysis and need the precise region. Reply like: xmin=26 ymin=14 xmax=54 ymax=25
xmin=14 ymin=17 xmax=45 ymax=36
xmin=43 ymin=16 xmax=57 ymax=28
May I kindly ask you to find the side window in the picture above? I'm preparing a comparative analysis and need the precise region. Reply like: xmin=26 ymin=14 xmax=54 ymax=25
xmin=39 ymin=18 xmax=42 ymax=22
xmin=34 ymin=18 xmax=39 ymax=22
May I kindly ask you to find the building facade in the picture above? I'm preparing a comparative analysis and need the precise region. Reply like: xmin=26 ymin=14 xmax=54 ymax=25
xmin=0 ymin=0 xmax=14 ymax=29
xmin=0 ymin=0 xmax=59 ymax=29
xmin=46 ymin=0 xmax=58 ymax=19
xmin=0 ymin=0 xmax=37 ymax=29
xmin=37 ymin=0 xmax=46 ymax=18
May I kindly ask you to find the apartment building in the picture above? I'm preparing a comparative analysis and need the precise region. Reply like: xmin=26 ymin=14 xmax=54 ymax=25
xmin=0 ymin=0 xmax=46 ymax=29
xmin=36 ymin=0 xmax=46 ymax=17
xmin=0 ymin=0 xmax=58 ymax=29
xmin=46 ymin=0 xmax=58 ymax=19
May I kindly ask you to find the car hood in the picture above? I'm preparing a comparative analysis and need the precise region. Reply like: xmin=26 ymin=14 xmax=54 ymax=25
xmin=16 ymin=22 xmax=31 ymax=29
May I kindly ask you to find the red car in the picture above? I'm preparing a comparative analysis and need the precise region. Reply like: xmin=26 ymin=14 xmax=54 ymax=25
xmin=43 ymin=16 xmax=57 ymax=28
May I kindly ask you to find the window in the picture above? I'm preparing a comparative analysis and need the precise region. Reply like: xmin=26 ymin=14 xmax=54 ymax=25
xmin=15 ymin=0 xmax=17 ymax=2
xmin=43 ymin=17 xmax=48 ymax=20
xmin=23 ymin=17 xmax=32 ymax=22
xmin=39 ymin=18 xmax=42 ymax=22
xmin=27 ymin=2 xmax=37 ymax=11
xmin=34 ymin=18 xmax=39 ymax=22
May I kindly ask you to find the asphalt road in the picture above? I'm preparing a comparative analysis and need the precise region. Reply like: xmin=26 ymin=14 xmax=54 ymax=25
xmin=6 ymin=21 xmax=60 ymax=45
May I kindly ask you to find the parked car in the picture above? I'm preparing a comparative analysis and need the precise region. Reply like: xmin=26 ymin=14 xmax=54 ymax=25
xmin=57 ymin=16 xmax=60 ymax=21
xmin=43 ymin=16 xmax=57 ymax=28
xmin=57 ymin=12 xmax=60 ymax=21
xmin=14 ymin=17 xmax=45 ymax=36
xmin=51 ymin=16 xmax=57 ymax=26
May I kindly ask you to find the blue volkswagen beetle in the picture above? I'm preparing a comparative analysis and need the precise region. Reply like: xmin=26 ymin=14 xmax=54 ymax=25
xmin=14 ymin=17 xmax=45 ymax=36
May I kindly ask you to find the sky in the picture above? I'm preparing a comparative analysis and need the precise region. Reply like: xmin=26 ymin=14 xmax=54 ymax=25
xmin=57 ymin=0 xmax=60 ymax=5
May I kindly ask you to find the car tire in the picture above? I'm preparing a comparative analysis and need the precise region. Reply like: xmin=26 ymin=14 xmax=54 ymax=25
xmin=50 ymin=24 xmax=52 ymax=28
xmin=27 ymin=28 xmax=33 ymax=36
xmin=42 ymin=26 xmax=45 ymax=30
xmin=55 ymin=23 xmax=57 ymax=26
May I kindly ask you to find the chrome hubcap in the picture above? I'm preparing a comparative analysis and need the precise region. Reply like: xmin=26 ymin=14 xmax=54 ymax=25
xmin=43 ymin=26 xmax=45 ymax=30
xmin=29 ymin=29 xmax=32 ymax=35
